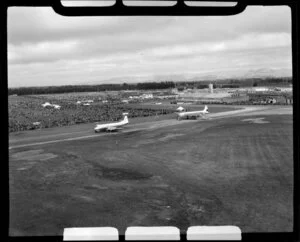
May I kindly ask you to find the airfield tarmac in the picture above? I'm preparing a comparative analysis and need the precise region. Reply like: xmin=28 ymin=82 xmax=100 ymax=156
xmin=9 ymin=105 xmax=293 ymax=235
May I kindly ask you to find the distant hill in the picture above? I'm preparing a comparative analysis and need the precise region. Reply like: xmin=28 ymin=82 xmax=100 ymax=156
xmin=80 ymin=67 xmax=292 ymax=85
xmin=240 ymin=68 xmax=292 ymax=79
xmin=9 ymin=75 xmax=292 ymax=96
xmin=185 ymin=68 xmax=292 ymax=81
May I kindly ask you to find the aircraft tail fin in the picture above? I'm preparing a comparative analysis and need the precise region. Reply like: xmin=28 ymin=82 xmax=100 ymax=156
xmin=122 ymin=113 xmax=129 ymax=123
xmin=203 ymin=105 xmax=209 ymax=113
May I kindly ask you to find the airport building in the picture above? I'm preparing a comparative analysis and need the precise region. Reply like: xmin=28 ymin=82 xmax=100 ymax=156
xmin=248 ymin=93 xmax=292 ymax=104
xmin=222 ymin=94 xmax=249 ymax=103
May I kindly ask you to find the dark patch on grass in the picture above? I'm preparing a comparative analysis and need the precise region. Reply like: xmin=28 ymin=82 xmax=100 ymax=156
xmin=88 ymin=162 xmax=152 ymax=181
xmin=101 ymin=166 xmax=152 ymax=180
xmin=61 ymin=152 xmax=79 ymax=160
xmin=122 ymin=130 xmax=143 ymax=137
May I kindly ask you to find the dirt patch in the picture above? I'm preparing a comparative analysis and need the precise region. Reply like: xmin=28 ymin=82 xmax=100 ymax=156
xmin=132 ymin=133 xmax=184 ymax=148
xmin=16 ymin=167 xmax=30 ymax=171
xmin=132 ymin=139 xmax=157 ymax=147
xmin=158 ymin=133 xmax=184 ymax=142
xmin=11 ymin=149 xmax=58 ymax=161
xmin=242 ymin=117 xmax=270 ymax=124
xmin=74 ymin=195 xmax=95 ymax=202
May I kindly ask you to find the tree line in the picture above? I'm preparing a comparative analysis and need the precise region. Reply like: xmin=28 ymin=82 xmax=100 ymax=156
xmin=8 ymin=82 xmax=176 ymax=96
xmin=177 ymin=77 xmax=292 ymax=89
xmin=8 ymin=77 xmax=292 ymax=96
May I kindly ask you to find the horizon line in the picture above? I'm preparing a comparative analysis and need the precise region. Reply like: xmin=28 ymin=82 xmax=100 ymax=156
xmin=8 ymin=76 xmax=293 ymax=89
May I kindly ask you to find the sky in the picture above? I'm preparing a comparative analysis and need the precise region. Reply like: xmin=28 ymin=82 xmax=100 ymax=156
xmin=7 ymin=6 xmax=292 ymax=87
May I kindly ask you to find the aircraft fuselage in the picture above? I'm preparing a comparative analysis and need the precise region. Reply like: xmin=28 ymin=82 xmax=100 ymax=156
xmin=94 ymin=116 xmax=129 ymax=132
xmin=177 ymin=106 xmax=209 ymax=120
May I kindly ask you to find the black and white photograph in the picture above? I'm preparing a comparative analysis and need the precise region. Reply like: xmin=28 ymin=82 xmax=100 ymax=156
xmin=8 ymin=4 xmax=293 ymax=237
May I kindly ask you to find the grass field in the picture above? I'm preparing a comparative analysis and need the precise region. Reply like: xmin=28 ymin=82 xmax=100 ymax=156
xmin=9 ymin=109 xmax=293 ymax=235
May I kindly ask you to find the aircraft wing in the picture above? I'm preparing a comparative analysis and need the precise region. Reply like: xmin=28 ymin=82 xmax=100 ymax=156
xmin=106 ymin=126 xmax=123 ymax=132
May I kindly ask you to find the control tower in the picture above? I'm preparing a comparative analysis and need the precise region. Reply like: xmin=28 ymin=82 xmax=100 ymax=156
xmin=208 ymin=83 xmax=214 ymax=93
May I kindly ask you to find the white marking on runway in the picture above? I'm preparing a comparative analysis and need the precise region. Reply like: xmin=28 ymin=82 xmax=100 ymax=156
xmin=9 ymin=134 xmax=101 ymax=149
xmin=9 ymin=128 xmax=145 ymax=149
xmin=10 ymin=130 xmax=91 ymax=143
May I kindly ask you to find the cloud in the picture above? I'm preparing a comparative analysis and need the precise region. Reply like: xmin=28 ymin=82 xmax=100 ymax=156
xmin=8 ymin=40 xmax=79 ymax=64
xmin=7 ymin=5 xmax=292 ymax=87
xmin=7 ymin=6 xmax=291 ymax=47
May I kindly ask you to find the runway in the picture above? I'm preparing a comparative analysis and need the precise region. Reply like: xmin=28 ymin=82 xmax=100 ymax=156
xmin=9 ymin=105 xmax=292 ymax=149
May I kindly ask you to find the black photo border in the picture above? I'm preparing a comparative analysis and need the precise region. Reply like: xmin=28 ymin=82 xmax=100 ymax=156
xmin=1 ymin=0 xmax=299 ymax=241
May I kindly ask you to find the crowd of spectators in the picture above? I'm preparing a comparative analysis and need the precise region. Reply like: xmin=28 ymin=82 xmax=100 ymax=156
xmin=9 ymin=95 xmax=174 ymax=132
